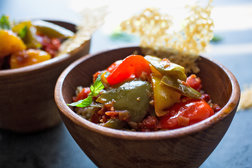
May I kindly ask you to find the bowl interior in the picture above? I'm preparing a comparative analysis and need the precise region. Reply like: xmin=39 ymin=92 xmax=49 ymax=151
xmin=56 ymin=46 xmax=239 ymax=139
xmin=197 ymin=58 xmax=232 ymax=107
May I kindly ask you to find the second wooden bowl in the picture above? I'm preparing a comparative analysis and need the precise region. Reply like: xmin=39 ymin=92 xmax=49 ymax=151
xmin=0 ymin=20 xmax=90 ymax=133
xmin=55 ymin=46 xmax=240 ymax=168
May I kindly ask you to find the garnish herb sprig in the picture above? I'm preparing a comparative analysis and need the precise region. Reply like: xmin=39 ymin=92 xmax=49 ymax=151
xmin=0 ymin=15 xmax=11 ymax=29
xmin=68 ymin=75 xmax=104 ymax=108
xmin=18 ymin=26 xmax=28 ymax=39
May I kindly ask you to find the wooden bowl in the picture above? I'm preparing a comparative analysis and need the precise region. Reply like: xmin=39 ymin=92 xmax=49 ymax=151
xmin=55 ymin=46 xmax=240 ymax=168
xmin=0 ymin=20 xmax=90 ymax=133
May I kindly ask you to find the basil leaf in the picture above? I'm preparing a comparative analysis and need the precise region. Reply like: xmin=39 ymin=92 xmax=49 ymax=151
xmin=68 ymin=74 xmax=104 ymax=108
xmin=0 ymin=15 xmax=11 ymax=30
xmin=92 ymin=80 xmax=104 ymax=96
xmin=68 ymin=95 xmax=93 ymax=108
xmin=18 ymin=26 xmax=28 ymax=39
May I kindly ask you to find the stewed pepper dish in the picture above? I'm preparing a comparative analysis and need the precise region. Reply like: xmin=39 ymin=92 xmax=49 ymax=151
xmin=0 ymin=15 xmax=73 ymax=69
xmin=69 ymin=54 xmax=221 ymax=131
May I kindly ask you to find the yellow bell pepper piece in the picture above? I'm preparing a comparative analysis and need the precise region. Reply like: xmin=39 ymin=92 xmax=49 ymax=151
xmin=10 ymin=49 xmax=51 ymax=69
xmin=0 ymin=30 xmax=26 ymax=58
xmin=151 ymin=74 xmax=181 ymax=117
xmin=12 ymin=21 xmax=33 ymax=33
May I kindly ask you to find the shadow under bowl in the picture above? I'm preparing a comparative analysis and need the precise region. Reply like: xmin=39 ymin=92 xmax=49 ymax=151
xmin=55 ymin=46 xmax=240 ymax=168
xmin=0 ymin=20 xmax=90 ymax=133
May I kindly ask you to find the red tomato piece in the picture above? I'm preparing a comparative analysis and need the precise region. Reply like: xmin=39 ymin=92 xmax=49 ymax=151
xmin=106 ymin=60 xmax=122 ymax=73
xmin=159 ymin=99 xmax=214 ymax=129
xmin=39 ymin=35 xmax=61 ymax=57
xmin=186 ymin=74 xmax=202 ymax=91
xmin=73 ymin=87 xmax=90 ymax=102
xmin=106 ymin=55 xmax=151 ymax=85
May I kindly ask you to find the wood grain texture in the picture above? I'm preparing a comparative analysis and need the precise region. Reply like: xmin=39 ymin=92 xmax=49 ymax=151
xmin=0 ymin=20 xmax=90 ymax=133
xmin=55 ymin=46 xmax=240 ymax=168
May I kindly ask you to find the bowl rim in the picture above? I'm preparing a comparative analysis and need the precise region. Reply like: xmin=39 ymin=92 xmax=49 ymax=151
xmin=55 ymin=46 xmax=240 ymax=140
xmin=0 ymin=19 xmax=90 ymax=77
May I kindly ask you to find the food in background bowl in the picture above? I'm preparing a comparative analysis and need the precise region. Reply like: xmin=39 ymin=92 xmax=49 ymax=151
xmin=55 ymin=46 xmax=240 ymax=168
xmin=0 ymin=15 xmax=73 ymax=69
xmin=0 ymin=7 xmax=105 ymax=132
xmin=0 ymin=18 xmax=91 ymax=132
xmin=68 ymin=54 xmax=221 ymax=131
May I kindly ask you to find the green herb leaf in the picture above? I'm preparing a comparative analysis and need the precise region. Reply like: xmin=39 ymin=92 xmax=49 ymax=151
xmin=68 ymin=74 xmax=104 ymax=108
xmin=18 ymin=25 xmax=28 ymax=39
xmin=0 ymin=15 xmax=11 ymax=29
xmin=92 ymin=75 xmax=105 ymax=96
xmin=68 ymin=95 xmax=93 ymax=108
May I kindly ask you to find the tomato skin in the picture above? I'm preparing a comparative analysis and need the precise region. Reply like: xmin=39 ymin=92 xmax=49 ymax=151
xmin=106 ymin=60 xmax=122 ymax=73
xmin=159 ymin=99 xmax=214 ymax=129
xmin=73 ymin=87 xmax=90 ymax=102
xmin=186 ymin=74 xmax=202 ymax=91
xmin=106 ymin=55 xmax=151 ymax=85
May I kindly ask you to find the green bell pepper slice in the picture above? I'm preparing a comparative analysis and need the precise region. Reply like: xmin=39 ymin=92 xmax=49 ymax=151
xmin=161 ymin=75 xmax=201 ymax=99
xmin=145 ymin=55 xmax=187 ymax=81
xmin=97 ymin=80 xmax=152 ymax=122
xmin=32 ymin=20 xmax=74 ymax=38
